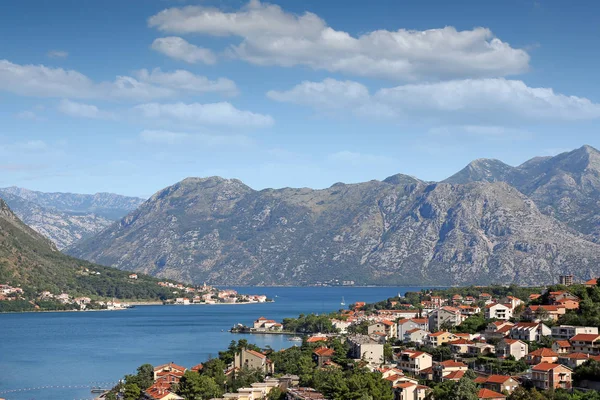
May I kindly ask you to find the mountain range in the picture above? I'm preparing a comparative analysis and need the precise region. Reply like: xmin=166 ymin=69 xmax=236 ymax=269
xmin=0 ymin=198 xmax=172 ymax=300
xmin=65 ymin=145 xmax=600 ymax=286
xmin=0 ymin=187 xmax=144 ymax=249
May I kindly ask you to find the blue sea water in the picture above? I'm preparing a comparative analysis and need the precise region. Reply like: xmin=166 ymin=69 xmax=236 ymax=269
xmin=0 ymin=286 xmax=426 ymax=400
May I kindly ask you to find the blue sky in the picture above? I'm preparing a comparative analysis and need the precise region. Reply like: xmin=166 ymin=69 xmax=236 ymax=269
xmin=1 ymin=0 xmax=600 ymax=197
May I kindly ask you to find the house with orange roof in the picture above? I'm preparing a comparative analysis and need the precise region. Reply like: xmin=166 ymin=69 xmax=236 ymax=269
xmin=393 ymin=382 xmax=430 ymax=400
xmin=509 ymin=322 xmax=551 ymax=342
xmin=526 ymin=348 xmax=559 ymax=365
xmin=569 ymin=333 xmax=600 ymax=355
xmin=397 ymin=318 xmax=429 ymax=339
xmin=548 ymin=291 xmax=579 ymax=303
xmin=585 ymin=278 xmax=598 ymax=287
xmin=479 ymin=293 xmax=493 ymax=304
xmin=448 ymin=338 xmax=474 ymax=354
xmin=484 ymin=321 xmax=514 ymax=340
xmin=553 ymin=298 xmax=580 ymax=310
xmin=368 ymin=320 xmax=397 ymax=339
xmin=477 ymin=388 xmax=506 ymax=400
xmin=485 ymin=303 xmax=513 ymax=321
xmin=479 ymin=375 xmax=520 ymax=394
xmin=458 ymin=305 xmax=481 ymax=316
xmin=551 ymin=325 xmax=598 ymax=340
xmin=558 ymin=352 xmax=594 ymax=369
xmin=234 ymin=348 xmax=275 ymax=375
xmin=529 ymin=294 xmax=541 ymax=301
xmin=403 ymin=328 xmax=429 ymax=344
xmin=496 ymin=338 xmax=528 ymax=360
xmin=464 ymin=296 xmax=476 ymax=305
xmin=524 ymin=305 xmax=566 ymax=322
xmin=426 ymin=331 xmax=457 ymax=347
xmin=531 ymin=363 xmax=572 ymax=390
xmin=397 ymin=350 xmax=433 ymax=375
xmin=306 ymin=335 xmax=328 ymax=343
xmin=145 ymin=381 xmax=184 ymax=400
xmin=433 ymin=360 xmax=467 ymax=382
xmin=428 ymin=306 xmax=463 ymax=331
xmin=503 ymin=296 xmax=523 ymax=309
xmin=153 ymin=363 xmax=187 ymax=381
xmin=312 ymin=347 xmax=335 ymax=367
xmin=552 ymin=340 xmax=572 ymax=355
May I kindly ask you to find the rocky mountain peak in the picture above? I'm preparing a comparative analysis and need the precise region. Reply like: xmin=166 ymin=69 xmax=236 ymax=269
xmin=382 ymin=173 xmax=422 ymax=186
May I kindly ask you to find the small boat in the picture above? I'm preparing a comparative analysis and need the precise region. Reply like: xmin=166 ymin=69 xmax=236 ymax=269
xmin=340 ymin=296 xmax=345 ymax=306
xmin=288 ymin=336 xmax=302 ymax=342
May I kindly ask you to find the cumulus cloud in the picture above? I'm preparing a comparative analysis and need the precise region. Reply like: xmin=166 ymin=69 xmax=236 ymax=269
xmin=47 ymin=50 xmax=69 ymax=58
xmin=268 ymin=78 xmax=600 ymax=123
xmin=133 ymin=102 xmax=274 ymax=128
xmin=135 ymin=68 xmax=237 ymax=96
xmin=149 ymin=1 xmax=529 ymax=81
xmin=0 ymin=60 xmax=236 ymax=100
xmin=57 ymin=99 xmax=114 ymax=119
xmin=139 ymin=130 xmax=252 ymax=147
xmin=151 ymin=37 xmax=217 ymax=64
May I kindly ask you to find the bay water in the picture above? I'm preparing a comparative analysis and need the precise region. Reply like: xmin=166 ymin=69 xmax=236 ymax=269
xmin=0 ymin=286 xmax=425 ymax=400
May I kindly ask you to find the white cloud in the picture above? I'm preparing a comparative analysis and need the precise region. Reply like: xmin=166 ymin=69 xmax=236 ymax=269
xmin=0 ymin=59 xmax=236 ymax=101
xmin=47 ymin=50 xmax=69 ymax=58
xmin=268 ymin=78 xmax=600 ymax=123
xmin=135 ymin=68 xmax=237 ymax=96
xmin=151 ymin=37 xmax=217 ymax=64
xmin=57 ymin=99 xmax=114 ymax=119
xmin=149 ymin=1 xmax=529 ymax=81
xmin=133 ymin=102 xmax=274 ymax=128
xmin=139 ymin=130 xmax=252 ymax=147
xmin=267 ymin=78 xmax=368 ymax=110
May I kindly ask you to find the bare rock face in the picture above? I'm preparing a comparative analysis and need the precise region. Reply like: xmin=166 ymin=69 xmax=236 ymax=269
xmin=67 ymin=167 xmax=600 ymax=286
xmin=445 ymin=145 xmax=600 ymax=241
xmin=0 ymin=188 xmax=144 ymax=249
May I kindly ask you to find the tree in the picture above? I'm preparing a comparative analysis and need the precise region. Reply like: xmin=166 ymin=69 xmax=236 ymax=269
xmin=177 ymin=371 xmax=222 ymax=400
xmin=201 ymin=358 xmax=227 ymax=390
xmin=135 ymin=363 xmax=154 ymax=390
xmin=123 ymin=383 xmax=141 ymax=400
xmin=508 ymin=387 xmax=547 ymax=400
xmin=449 ymin=377 xmax=478 ymax=400
xmin=267 ymin=387 xmax=286 ymax=400
xmin=105 ymin=392 xmax=117 ymax=400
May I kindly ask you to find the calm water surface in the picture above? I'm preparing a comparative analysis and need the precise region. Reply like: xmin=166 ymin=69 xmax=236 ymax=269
xmin=0 ymin=286 xmax=425 ymax=400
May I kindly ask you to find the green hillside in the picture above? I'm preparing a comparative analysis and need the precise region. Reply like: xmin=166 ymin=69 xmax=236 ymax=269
xmin=0 ymin=198 xmax=176 ymax=311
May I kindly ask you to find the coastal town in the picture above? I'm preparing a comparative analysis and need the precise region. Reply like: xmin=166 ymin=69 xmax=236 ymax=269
xmin=0 ymin=277 xmax=270 ymax=312
xmin=99 ymin=276 xmax=600 ymax=400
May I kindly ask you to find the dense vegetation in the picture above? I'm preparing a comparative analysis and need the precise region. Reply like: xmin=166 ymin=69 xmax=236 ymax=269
xmin=282 ymin=313 xmax=339 ymax=334
xmin=0 ymin=199 xmax=182 ymax=312
xmin=109 ymin=339 xmax=394 ymax=400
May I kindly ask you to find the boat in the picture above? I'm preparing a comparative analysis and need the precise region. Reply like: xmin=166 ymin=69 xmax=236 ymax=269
xmin=288 ymin=336 xmax=302 ymax=342
xmin=340 ymin=296 xmax=345 ymax=306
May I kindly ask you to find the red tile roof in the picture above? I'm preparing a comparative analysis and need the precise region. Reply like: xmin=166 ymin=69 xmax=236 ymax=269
xmin=528 ymin=348 xmax=558 ymax=357
xmin=439 ymin=360 xmax=466 ymax=368
xmin=306 ymin=336 xmax=328 ymax=343
xmin=532 ymin=363 xmax=571 ymax=372
xmin=313 ymin=347 xmax=335 ymax=357
xmin=554 ymin=340 xmax=571 ymax=348
xmin=570 ymin=334 xmax=600 ymax=342
xmin=444 ymin=370 xmax=465 ymax=380
xmin=246 ymin=349 xmax=267 ymax=359
xmin=585 ymin=278 xmax=598 ymax=285
xmin=485 ymin=375 xmax=513 ymax=384
xmin=478 ymin=388 xmax=506 ymax=399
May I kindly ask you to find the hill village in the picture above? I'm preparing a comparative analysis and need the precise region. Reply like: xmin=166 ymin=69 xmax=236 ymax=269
xmin=99 ymin=277 xmax=600 ymax=400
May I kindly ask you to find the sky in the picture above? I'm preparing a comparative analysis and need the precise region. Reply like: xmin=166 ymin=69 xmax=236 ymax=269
xmin=1 ymin=0 xmax=600 ymax=197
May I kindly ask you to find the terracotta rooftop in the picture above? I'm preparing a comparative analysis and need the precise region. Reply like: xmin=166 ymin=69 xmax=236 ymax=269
xmin=532 ymin=363 xmax=570 ymax=372
xmin=528 ymin=348 xmax=558 ymax=357
xmin=485 ymin=375 xmax=513 ymax=384
xmin=444 ymin=370 xmax=465 ymax=380
xmin=313 ymin=347 xmax=335 ymax=357
xmin=570 ymin=334 xmax=600 ymax=342
xmin=478 ymin=388 xmax=506 ymax=399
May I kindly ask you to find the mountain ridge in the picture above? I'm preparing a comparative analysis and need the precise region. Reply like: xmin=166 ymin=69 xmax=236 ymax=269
xmin=67 ymin=147 xmax=600 ymax=286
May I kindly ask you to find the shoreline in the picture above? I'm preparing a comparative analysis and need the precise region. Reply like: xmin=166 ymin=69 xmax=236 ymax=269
xmin=0 ymin=300 xmax=274 ymax=315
